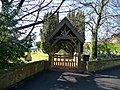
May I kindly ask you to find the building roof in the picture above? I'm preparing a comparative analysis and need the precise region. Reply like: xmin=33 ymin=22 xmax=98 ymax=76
xmin=46 ymin=17 xmax=85 ymax=43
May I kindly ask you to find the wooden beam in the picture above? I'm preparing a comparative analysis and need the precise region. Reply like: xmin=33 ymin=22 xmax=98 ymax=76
xmin=55 ymin=36 xmax=76 ymax=40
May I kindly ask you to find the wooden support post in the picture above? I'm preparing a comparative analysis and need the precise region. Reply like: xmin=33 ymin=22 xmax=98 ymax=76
xmin=64 ymin=54 xmax=65 ymax=67
xmin=78 ymin=41 xmax=81 ymax=69
xmin=49 ymin=53 xmax=52 ymax=69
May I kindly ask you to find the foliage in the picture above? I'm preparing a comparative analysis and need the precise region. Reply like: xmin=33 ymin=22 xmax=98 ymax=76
xmin=41 ymin=12 xmax=59 ymax=54
xmin=67 ymin=9 xmax=85 ymax=38
xmin=98 ymin=42 xmax=120 ymax=54
xmin=83 ymin=43 xmax=90 ymax=54
xmin=66 ymin=9 xmax=85 ymax=54
xmin=97 ymin=36 xmax=120 ymax=60
xmin=74 ymin=0 xmax=120 ymax=59
xmin=42 ymin=42 xmax=51 ymax=54
xmin=41 ymin=10 xmax=85 ymax=54
xmin=0 ymin=0 xmax=65 ymax=68
xmin=35 ymin=41 xmax=41 ymax=48
xmin=0 ymin=0 xmax=33 ymax=67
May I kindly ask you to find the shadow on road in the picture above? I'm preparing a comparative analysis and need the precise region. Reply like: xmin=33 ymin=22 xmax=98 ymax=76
xmin=8 ymin=67 xmax=120 ymax=90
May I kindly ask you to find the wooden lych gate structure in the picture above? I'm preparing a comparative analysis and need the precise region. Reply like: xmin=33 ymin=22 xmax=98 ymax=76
xmin=46 ymin=17 xmax=85 ymax=70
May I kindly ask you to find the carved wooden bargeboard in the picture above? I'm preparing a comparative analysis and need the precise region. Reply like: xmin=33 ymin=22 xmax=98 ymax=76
xmin=46 ymin=17 xmax=85 ymax=70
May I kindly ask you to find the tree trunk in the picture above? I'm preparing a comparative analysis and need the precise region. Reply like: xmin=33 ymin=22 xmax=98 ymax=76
xmin=91 ymin=12 xmax=101 ymax=60
xmin=91 ymin=31 xmax=97 ymax=59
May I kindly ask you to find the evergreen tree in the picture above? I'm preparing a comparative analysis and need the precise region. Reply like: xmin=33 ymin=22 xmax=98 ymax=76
xmin=41 ymin=12 xmax=59 ymax=53
xmin=0 ymin=1 xmax=30 ymax=66
xmin=0 ymin=0 xmax=65 ymax=67
xmin=67 ymin=9 xmax=85 ymax=39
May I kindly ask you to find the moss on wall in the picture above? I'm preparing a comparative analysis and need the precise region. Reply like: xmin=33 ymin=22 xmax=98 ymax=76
xmin=0 ymin=60 xmax=48 ymax=89
xmin=1 ymin=59 xmax=120 ymax=89
xmin=87 ymin=59 xmax=120 ymax=72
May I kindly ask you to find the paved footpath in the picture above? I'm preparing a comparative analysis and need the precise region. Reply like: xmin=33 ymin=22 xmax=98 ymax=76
xmin=7 ymin=67 xmax=120 ymax=90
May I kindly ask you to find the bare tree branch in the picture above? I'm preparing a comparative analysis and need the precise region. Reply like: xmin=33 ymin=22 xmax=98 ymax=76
xmin=13 ymin=0 xmax=65 ymax=30
xmin=17 ymin=0 xmax=25 ymax=10
xmin=16 ymin=0 xmax=53 ymax=22
xmin=25 ymin=4 xmax=41 ymax=39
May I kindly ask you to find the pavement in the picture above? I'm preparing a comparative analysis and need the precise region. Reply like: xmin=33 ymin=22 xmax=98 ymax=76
xmin=7 ymin=67 xmax=120 ymax=90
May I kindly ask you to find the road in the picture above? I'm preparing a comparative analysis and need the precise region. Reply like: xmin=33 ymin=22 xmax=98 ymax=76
xmin=8 ymin=67 xmax=120 ymax=90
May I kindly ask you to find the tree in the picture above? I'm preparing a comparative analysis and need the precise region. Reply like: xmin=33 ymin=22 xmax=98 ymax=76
xmin=67 ymin=9 xmax=85 ymax=39
xmin=0 ymin=0 xmax=65 ymax=66
xmin=85 ymin=0 xmax=109 ymax=59
xmin=0 ymin=0 xmax=28 ymax=65
xmin=74 ymin=0 xmax=120 ymax=59
xmin=40 ymin=12 xmax=59 ymax=53
xmin=83 ymin=43 xmax=90 ymax=54
xmin=35 ymin=41 xmax=41 ymax=48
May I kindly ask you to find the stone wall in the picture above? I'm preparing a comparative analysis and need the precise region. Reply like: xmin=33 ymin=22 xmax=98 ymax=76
xmin=1 ymin=59 xmax=120 ymax=89
xmin=78 ymin=61 xmax=86 ymax=72
xmin=86 ymin=59 xmax=120 ymax=72
xmin=0 ymin=60 xmax=48 ymax=89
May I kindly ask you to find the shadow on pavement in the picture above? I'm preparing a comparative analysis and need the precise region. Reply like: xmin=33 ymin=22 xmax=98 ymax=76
xmin=7 ymin=67 xmax=120 ymax=90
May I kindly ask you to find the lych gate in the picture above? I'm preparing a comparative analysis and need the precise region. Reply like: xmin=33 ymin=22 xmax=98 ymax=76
xmin=46 ymin=17 xmax=85 ymax=70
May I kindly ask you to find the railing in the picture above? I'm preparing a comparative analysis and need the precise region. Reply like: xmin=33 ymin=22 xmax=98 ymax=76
xmin=51 ymin=54 xmax=79 ymax=69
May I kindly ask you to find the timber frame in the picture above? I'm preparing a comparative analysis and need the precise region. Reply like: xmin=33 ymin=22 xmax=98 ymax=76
xmin=46 ymin=17 xmax=85 ymax=69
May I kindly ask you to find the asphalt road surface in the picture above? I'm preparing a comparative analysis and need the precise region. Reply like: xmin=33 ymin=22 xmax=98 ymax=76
xmin=8 ymin=67 xmax=120 ymax=90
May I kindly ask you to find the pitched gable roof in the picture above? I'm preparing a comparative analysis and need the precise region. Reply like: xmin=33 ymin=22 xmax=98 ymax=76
xmin=46 ymin=17 xmax=85 ymax=43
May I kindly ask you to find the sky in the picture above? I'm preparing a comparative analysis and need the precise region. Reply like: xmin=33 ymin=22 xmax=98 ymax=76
xmin=33 ymin=0 xmax=92 ymax=42
xmin=0 ymin=0 xmax=92 ymax=42
xmin=1 ymin=0 xmax=119 ymax=43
